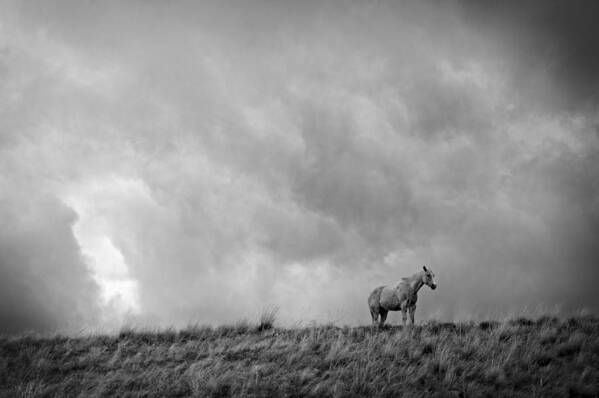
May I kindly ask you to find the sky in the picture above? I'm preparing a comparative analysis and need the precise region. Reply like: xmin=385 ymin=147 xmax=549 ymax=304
xmin=1 ymin=0 xmax=598 ymax=334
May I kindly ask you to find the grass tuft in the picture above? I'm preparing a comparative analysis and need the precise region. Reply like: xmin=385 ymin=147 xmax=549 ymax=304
xmin=256 ymin=307 xmax=278 ymax=332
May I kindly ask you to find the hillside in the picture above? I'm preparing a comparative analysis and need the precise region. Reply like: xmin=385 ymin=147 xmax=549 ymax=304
xmin=1 ymin=316 xmax=598 ymax=397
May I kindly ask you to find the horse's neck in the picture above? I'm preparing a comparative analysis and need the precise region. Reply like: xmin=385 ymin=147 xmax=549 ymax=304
xmin=410 ymin=278 xmax=424 ymax=294
xmin=402 ymin=272 xmax=424 ymax=294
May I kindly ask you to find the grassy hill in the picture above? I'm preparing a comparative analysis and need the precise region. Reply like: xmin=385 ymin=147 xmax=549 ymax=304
xmin=1 ymin=316 xmax=598 ymax=397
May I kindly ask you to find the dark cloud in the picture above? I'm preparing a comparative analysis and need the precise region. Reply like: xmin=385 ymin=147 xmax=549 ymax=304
xmin=457 ymin=0 xmax=599 ymax=111
xmin=0 ymin=195 xmax=101 ymax=334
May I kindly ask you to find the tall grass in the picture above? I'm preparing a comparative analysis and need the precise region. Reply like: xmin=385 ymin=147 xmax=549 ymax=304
xmin=257 ymin=307 xmax=278 ymax=332
xmin=1 ymin=315 xmax=597 ymax=397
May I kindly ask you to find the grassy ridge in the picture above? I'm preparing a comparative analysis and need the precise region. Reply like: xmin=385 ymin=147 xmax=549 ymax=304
xmin=1 ymin=316 xmax=598 ymax=397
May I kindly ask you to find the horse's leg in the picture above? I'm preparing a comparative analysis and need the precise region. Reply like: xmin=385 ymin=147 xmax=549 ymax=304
xmin=379 ymin=309 xmax=388 ymax=327
xmin=401 ymin=307 xmax=407 ymax=327
xmin=409 ymin=305 xmax=416 ymax=325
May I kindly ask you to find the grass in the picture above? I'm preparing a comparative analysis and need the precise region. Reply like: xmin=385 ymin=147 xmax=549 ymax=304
xmin=1 ymin=315 xmax=598 ymax=397
xmin=257 ymin=307 xmax=278 ymax=332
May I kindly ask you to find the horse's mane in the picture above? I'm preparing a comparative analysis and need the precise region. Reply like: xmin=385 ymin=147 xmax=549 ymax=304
xmin=402 ymin=271 xmax=424 ymax=283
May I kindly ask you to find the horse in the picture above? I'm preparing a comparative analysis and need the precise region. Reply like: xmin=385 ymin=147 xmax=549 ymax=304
xmin=368 ymin=266 xmax=437 ymax=327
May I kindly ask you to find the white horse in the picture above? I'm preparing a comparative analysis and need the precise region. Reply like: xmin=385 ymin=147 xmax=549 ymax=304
xmin=368 ymin=266 xmax=437 ymax=327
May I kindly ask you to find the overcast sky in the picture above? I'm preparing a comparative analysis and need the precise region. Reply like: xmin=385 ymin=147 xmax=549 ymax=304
xmin=1 ymin=0 xmax=598 ymax=334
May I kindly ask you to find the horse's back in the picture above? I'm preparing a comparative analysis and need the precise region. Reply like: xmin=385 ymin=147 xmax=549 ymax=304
xmin=369 ymin=283 xmax=410 ymax=311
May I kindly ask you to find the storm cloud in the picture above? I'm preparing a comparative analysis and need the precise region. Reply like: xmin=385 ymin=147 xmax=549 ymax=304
xmin=1 ymin=0 xmax=598 ymax=333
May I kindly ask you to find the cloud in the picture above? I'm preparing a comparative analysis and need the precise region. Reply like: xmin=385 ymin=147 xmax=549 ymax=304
xmin=0 ymin=0 xmax=598 ymax=332
xmin=0 ymin=194 xmax=101 ymax=333
xmin=457 ymin=0 xmax=599 ymax=111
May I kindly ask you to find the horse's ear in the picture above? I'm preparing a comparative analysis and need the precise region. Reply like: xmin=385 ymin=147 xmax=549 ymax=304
xmin=423 ymin=266 xmax=428 ymax=272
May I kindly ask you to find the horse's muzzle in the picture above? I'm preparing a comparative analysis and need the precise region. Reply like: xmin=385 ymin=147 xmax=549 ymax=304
xmin=431 ymin=283 xmax=437 ymax=290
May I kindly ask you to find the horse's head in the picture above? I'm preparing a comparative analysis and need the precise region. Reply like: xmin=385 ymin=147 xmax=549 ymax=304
xmin=422 ymin=266 xmax=437 ymax=290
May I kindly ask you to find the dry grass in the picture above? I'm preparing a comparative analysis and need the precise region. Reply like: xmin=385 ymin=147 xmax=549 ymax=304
xmin=1 ymin=316 xmax=598 ymax=397
xmin=257 ymin=307 xmax=278 ymax=332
